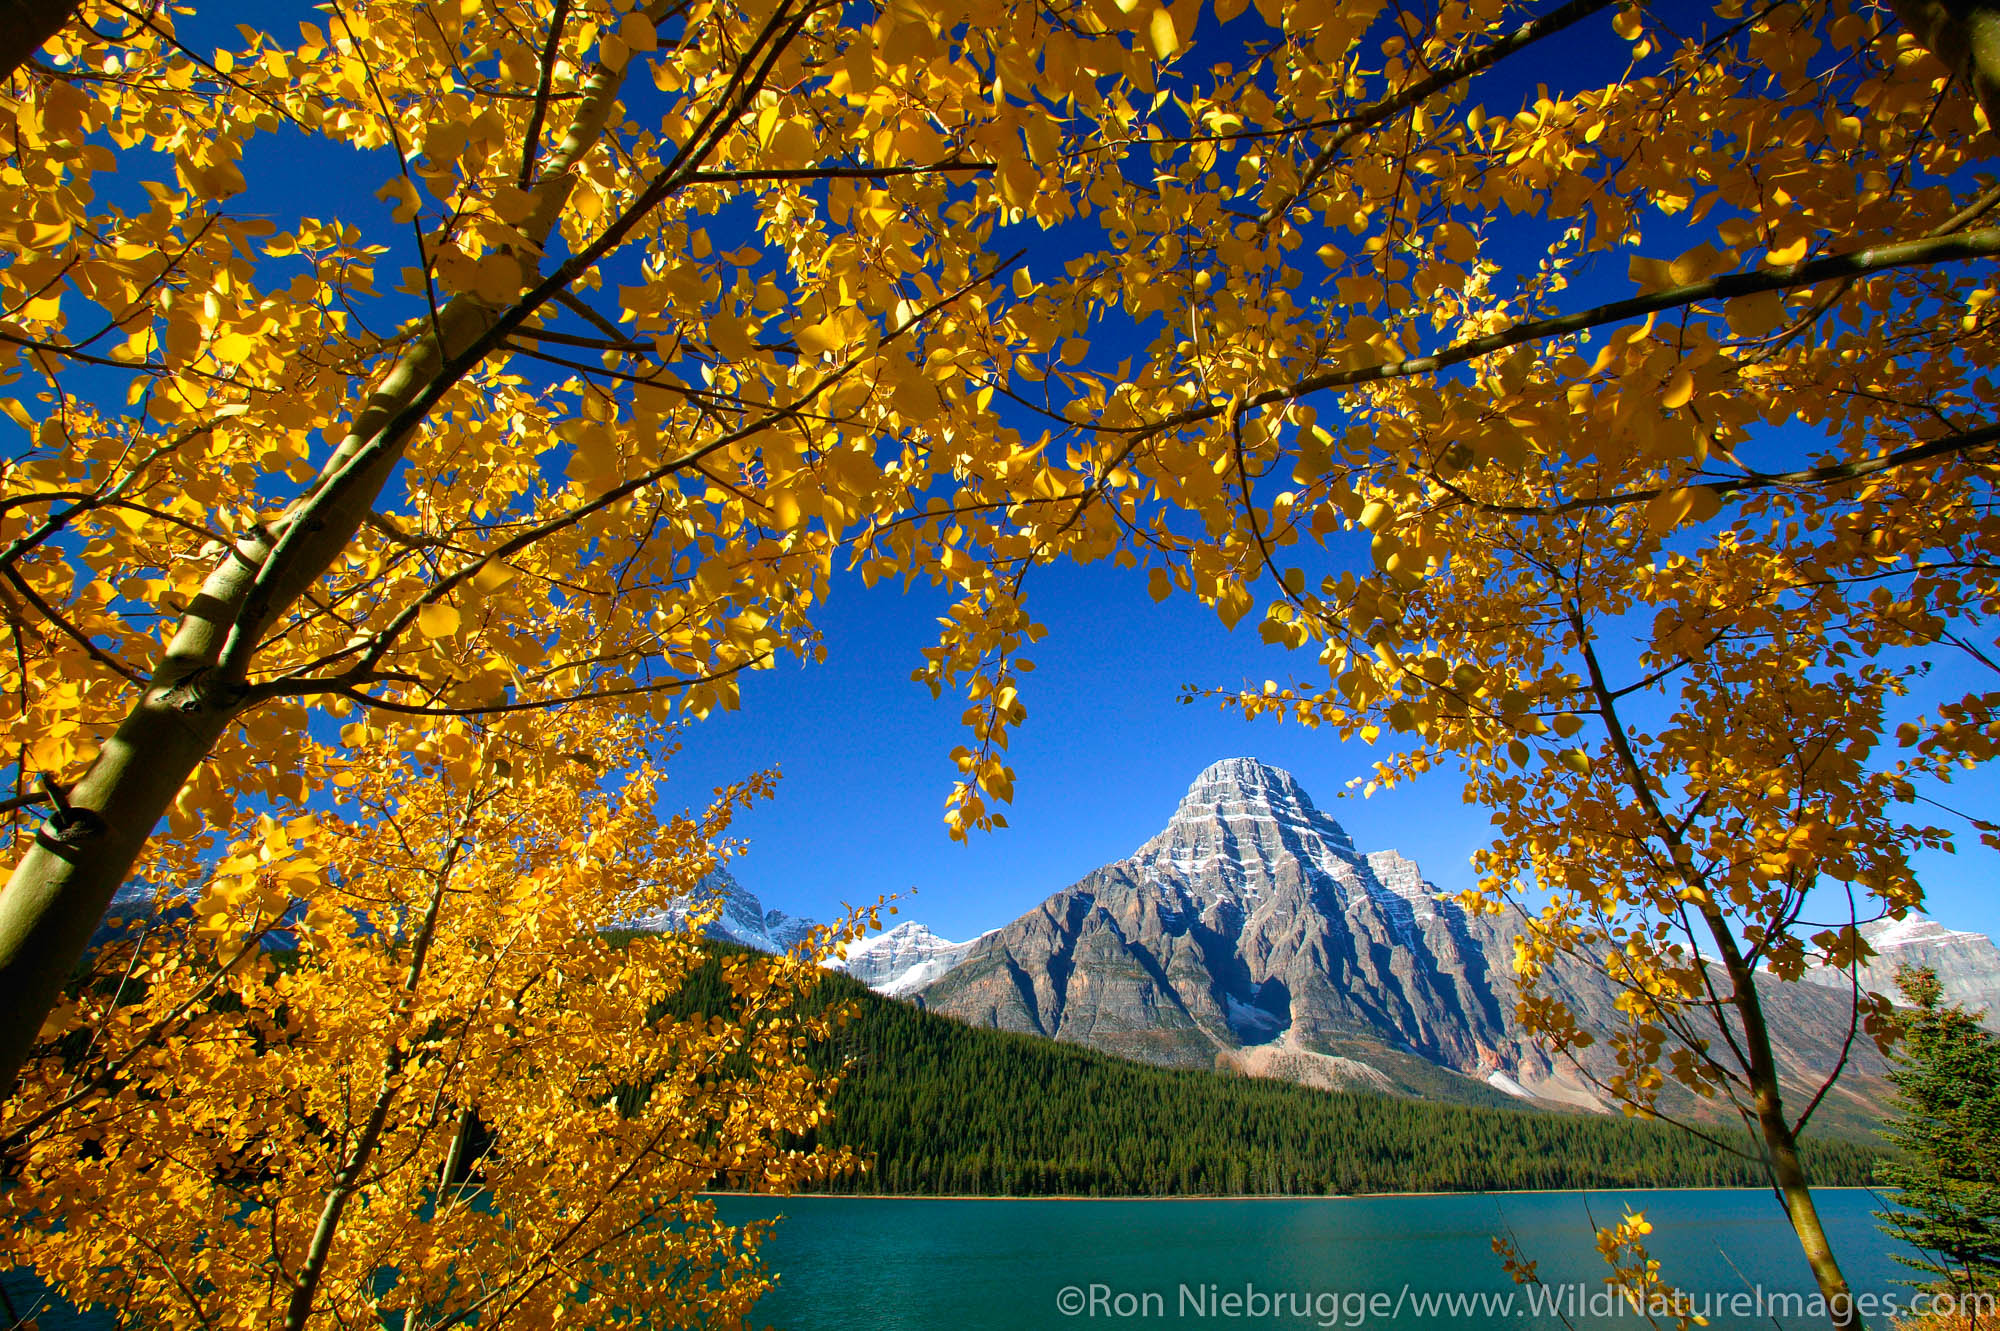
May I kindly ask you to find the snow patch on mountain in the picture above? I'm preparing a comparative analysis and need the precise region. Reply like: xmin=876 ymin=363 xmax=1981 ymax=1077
xmin=622 ymin=875 xmax=983 ymax=996
xmin=1121 ymin=757 xmax=1439 ymax=947
xmin=1224 ymin=993 xmax=1285 ymax=1040
xmin=829 ymin=921 xmax=987 ymax=996
xmin=1867 ymin=912 xmax=1984 ymax=950
xmin=623 ymin=869 xmax=816 ymax=953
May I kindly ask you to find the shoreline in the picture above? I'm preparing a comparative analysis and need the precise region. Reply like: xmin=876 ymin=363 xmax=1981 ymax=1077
xmin=704 ymin=1185 xmax=1886 ymax=1203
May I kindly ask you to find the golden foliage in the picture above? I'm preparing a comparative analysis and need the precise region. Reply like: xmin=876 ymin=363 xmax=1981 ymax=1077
xmin=5 ymin=0 xmax=2000 ymax=1319
xmin=4 ymin=707 xmax=859 ymax=1327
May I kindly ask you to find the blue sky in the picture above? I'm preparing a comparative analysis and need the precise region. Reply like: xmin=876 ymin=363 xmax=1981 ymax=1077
xmin=660 ymin=555 xmax=2000 ymax=945
xmin=658 ymin=557 xmax=1491 ymax=940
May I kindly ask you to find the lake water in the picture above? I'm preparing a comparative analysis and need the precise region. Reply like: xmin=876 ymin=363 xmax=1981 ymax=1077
xmin=710 ymin=1189 xmax=1923 ymax=1330
xmin=6 ymin=1189 xmax=1926 ymax=1328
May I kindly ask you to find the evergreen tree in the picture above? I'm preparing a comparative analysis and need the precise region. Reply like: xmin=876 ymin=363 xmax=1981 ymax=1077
xmin=631 ymin=944 xmax=1881 ymax=1198
xmin=1877 ymin=965 xmax=2000 ymax=1296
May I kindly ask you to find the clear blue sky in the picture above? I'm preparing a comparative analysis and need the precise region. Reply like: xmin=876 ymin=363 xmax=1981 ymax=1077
xmin=660 ymin=558 xmax=1484 ymax=941
xmin=660 ymin=557 xmax=2000 ymax=946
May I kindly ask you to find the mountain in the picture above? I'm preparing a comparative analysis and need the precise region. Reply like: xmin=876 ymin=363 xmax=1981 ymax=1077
xmin=625 ymin=868 xmax=816 ymax=954
xmin=622 ymin=874 xmax=984 ymax=996
xmin=831 ymin=921 xmax=986 ymax=997
xmin=1801 ymin=911 xmax=2000 ymax=1031
xmin=916 ymin=757 xmax=1891 ymax=1123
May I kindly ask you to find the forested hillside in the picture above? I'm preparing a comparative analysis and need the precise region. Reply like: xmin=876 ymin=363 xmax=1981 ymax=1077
xmin=654 ymin=943 xmax=1882 ymax=1197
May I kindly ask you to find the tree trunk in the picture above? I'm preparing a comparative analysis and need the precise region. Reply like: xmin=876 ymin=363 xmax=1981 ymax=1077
xmin=437 ymin=1105 xmax=481 ymax=1196
xmin=1702 ymin=903 xmax=1863 ymax=1331
xmin=1890 ymin=0 xmax=2000 ymax=133
xmin=0 ymin=298 xmax=493 ymax=1098
xmin=287 ymin=822 xmax=464 ymax=1331
xmin=0 ymin=0 xmax=80 ymax=82
xmin=1574 ymin=613 xmax=1864 ymax=1330
xmin=0 ymin=11 xmax=642 ymax=1093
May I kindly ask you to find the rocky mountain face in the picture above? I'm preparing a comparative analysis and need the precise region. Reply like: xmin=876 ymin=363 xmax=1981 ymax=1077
xmin=916 ymin=758 xmax=1892 ymax=1121
xmin=1802 ymin=911 xmax=2000 ymax=1031
xmin=615 ymin=759 xmax=1916 ymax=1123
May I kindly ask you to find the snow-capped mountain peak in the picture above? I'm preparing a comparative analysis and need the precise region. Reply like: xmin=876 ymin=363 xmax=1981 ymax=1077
xmin=1122 ymin=758 xmax=1436 ymax=942
xmin=623 ymin=868 xmax=816 ymax=954
xmin=830 ymin=921 xmax=988 ymax=997
xmin=622 ymin=873 xmax=979 ymax=997
xmin=1803 ymin=909 xmax=2000 ymax=1030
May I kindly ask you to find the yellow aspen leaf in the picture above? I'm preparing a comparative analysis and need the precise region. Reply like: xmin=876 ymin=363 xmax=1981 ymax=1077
xmin=1661 ymin=367 xmax=1695 ymax=410
xmin=1148 ymin=7 xmax=1181 ymax=59
xmin=1626 ymin=256 xmax=1676 ymax=291
xmin=1644 ymin=485 xmax=1721 ymax=537
xmin=1765 ymin=235 xmax=1810 ymax=265
xmin=490 ymin=185 xmax=537 ymax=224
xmin=212 ymin=331 xmax=257 ymax=364
xmin=619 ymin=12 xmax=658 ymax=52
xmin=893 ymin=379 xmax=942 ymax=421
xmin=417 ymin=603 xmax=461 ymax=639
xmin=189 ymin=160 xmax=247 ymax=200
xmin=1667 ymin=244 xmax=1732 ymax=285
xmin=767 ymin=118 xmax=817 ymax=165
xmin=1022 ymin=115 xmax=1061 ymax=166
xmin=375 ymin=177 xmax=421 ymax=224
xmin=1723 ymin=290 xmax=1786 ymax=337
xmin=796 ymin=319 xmax=843 ymax=356
xmin=1215 ymin=581 xmax=1252 ymax=627
xmin=471 ymin=562 xmax=513 ymax=594
xmin=708 ymin=311 xmax=754 ymax=359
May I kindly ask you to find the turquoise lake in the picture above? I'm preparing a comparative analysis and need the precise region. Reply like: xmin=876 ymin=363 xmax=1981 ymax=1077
xmin=5 ymin=1188 xmax=1930 ymax=1328
xmin=711 ymin=1189 xmax=1921 ymax=1330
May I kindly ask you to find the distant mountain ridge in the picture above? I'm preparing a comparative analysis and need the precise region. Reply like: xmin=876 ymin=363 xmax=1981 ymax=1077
xmin=621 ymin=871 xmax=984 ymax=994
xmin=834 ymin=921 xmax=989 ymax=997
xmin=624 ymin=869 xmax=815 ymax=954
